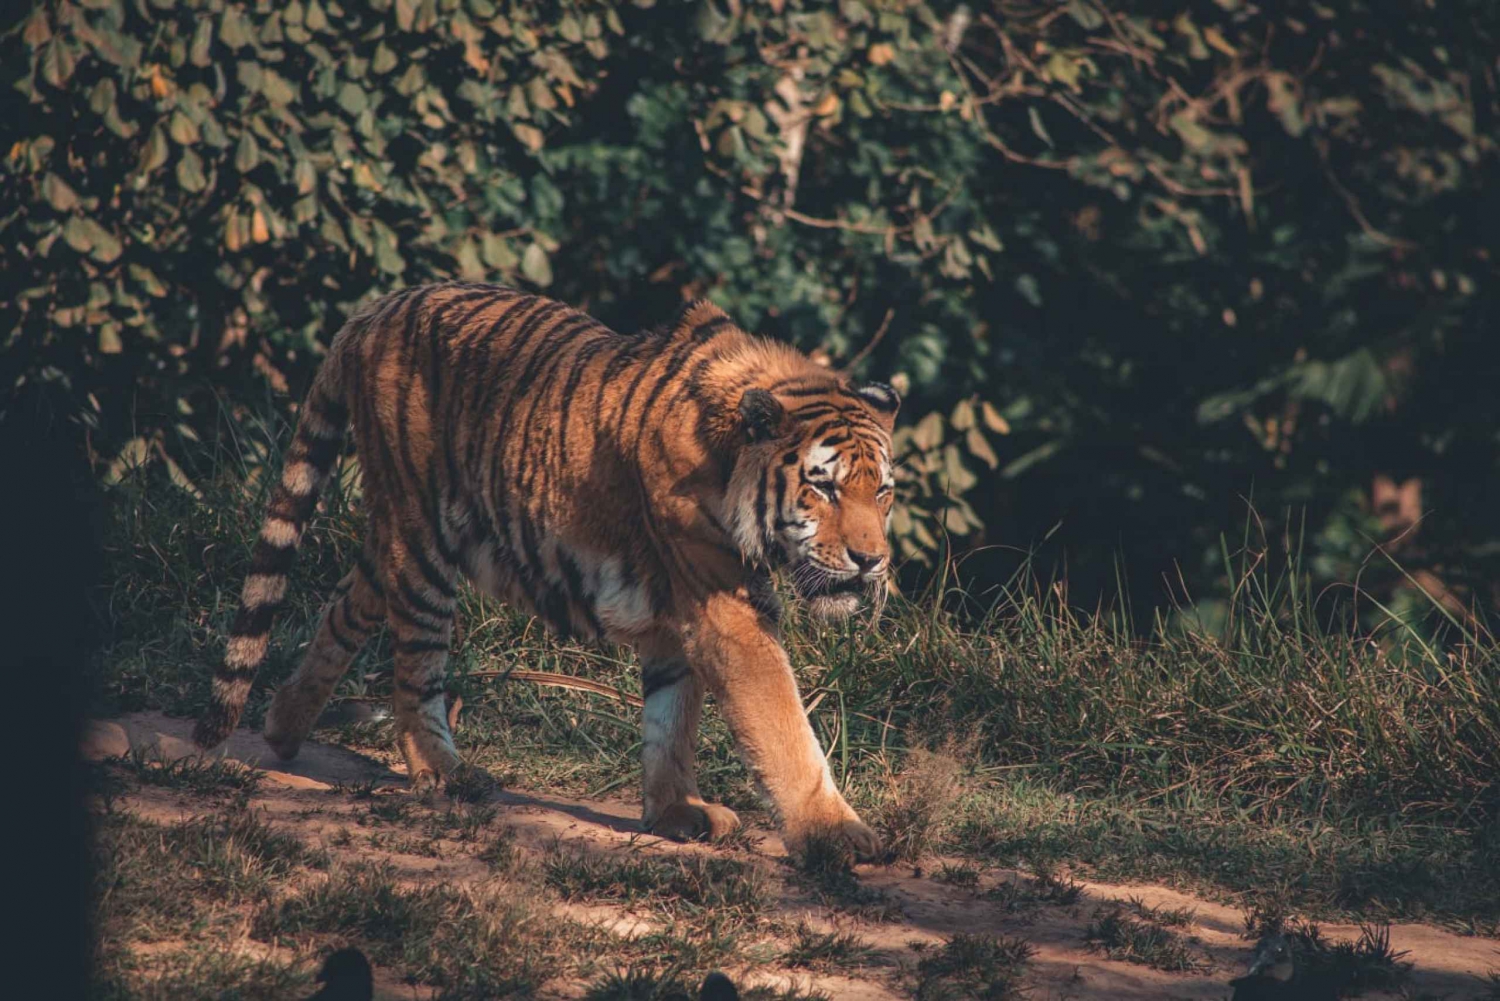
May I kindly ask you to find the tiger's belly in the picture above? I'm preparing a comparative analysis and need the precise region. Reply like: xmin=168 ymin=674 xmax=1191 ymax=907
xmin=460 ymin=533 xmax=660 ymax=643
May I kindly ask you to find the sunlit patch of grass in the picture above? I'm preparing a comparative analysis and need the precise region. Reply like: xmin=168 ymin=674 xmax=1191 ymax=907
xmin=93 ymin=807 xmax=325 ymax=945
xmin=253 ymin=862 xmax=564 ymax=997
xmin=543 ymin=845 xmax=767 ymax=921
xmin=872 ymin=747 xmax=963 ymax=864
xmin=90 ymin=943 xmax=309 ymax=1001
xmin=113 ymin=745 xmax=262 ymax=796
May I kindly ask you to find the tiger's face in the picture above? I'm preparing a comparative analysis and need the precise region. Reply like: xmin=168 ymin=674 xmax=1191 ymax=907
xmin=728 ymin=381 xmax=901 ymax=620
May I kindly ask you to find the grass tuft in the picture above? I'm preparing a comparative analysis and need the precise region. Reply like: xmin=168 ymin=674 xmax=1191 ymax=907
xmin=782 ymin=921 xmax=877 ymax=970
xmin=114 ymin=746 xmax=263 ymax=795
xmin=1084 ymin=903 xmax=1203 ymax=972
xmin=582 ymin=967 xmax=694 ymax=1000
xmin=253 ymin=862 xmax=561 ymax=997
xmin=914 ymin=933 xmax=1034 ymax=1000
xmin=791 ymin=833 xmax=899 ymax=919
xmin=1123 ymin=894 xmax=1195 ymax=928
xmin=872 ymin=747 xmax=963 ymax=864
xmin=544 ymin=846 xmax=767 ymax=919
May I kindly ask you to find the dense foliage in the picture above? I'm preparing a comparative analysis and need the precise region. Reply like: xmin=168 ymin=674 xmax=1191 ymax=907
xmin=4 ymin=0 xmax=1496 ymax=618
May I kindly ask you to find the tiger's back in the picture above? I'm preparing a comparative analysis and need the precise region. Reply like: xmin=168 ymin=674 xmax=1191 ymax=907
xmin=196 ymin=282 xmax=899 ymax=856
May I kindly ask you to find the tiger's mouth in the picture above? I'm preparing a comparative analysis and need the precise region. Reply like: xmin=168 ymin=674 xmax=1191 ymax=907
xmin=791 ymin=564 xmax=867 ymax=621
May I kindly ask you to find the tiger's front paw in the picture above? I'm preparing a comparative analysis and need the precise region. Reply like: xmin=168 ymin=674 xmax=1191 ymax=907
xmin=648 ymin=800 xmax=742 ymax=842
xmin=787 ymin=817 xmax=883 ymax=864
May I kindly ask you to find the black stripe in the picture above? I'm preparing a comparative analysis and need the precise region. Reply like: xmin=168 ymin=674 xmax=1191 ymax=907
xmin=300 ymin=429 xmax=344 ymax=470
xmin=395 ymin=573 xmax=452 ymax=620
xmin=267 ymin=488 xmax=318 ymax=526
xmin=404 ymin=531 xmax=457 ymax=599
xmin=326 ymin=613 xmax=361 ymax=653
xmin=229 ymin=602 xmax=278 ymax=637
xmin=388 ymin=599 xmax=447 ymax=633
xmin=346 ymin=601 xmax=385 ymax=632
xmin=396 ymin=677 xmax=448 ymax=701
xmin=558 ymin=548 xmax=605 ymax=638
xmin=395 ymin=638 xmax=450 ymax=656
xmin=353 ymin=550 xmax=385 ymax=597
xmin=215 ymin=663 xmax=260 ymax=682
xmin=642 ymin=662 xmax=689 ymax=699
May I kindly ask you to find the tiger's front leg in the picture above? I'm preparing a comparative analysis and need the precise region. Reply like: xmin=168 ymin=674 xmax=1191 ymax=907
xmin=637 ymin=634 xmax=741 ymax=841
xmin=680 ymin=595 xmax=881 ymax=859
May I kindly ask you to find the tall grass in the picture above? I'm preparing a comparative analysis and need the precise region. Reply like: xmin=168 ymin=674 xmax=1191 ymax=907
xmin=90 ymin=426 xmax=1500 ymax=924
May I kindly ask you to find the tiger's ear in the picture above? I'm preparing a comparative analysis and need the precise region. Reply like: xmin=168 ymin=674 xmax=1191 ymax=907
xmin=738 ymin=389 xmax=788 ymax=443
xmin=854 ymin=381 xmax=900 ymax=425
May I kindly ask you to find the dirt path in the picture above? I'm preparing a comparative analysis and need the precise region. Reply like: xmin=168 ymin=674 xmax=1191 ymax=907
xmin=85 ymin=713 xmax=1500 ymax=1000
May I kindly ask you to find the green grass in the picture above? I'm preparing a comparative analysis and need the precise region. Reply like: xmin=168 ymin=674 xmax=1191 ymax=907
xmin=982 ymin=865 xmax=1086 ymax=912
xmin=789 ymin=832 xmax=900 ymax=919
xmin=112 ymin=746 xmax=263 ymax=796
xmin=1084 ymin=903 xmax=1204 ymax=972
xmin=781 ymin=921 xmax=877 ymax=970
xmin=90 ymin=445 xmax=1500 ymax=934
xmin=913 ymin=934 xmax=1033 ymax=1000
xmin=543 ymin=845 xmax=768 ymax=920
xmin=92 ymin=806 xmax=326 ymax=946
xmin=253 ymin=862 xmax=563 ymax=998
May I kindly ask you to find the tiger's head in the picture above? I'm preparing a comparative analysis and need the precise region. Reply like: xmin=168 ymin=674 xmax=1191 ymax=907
xmin=725 ymin=380 xmax=901 ymax=620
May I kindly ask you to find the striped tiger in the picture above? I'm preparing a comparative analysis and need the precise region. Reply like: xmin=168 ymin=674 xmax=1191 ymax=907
xmin=193 ymin=282 xmax=899 ymax=856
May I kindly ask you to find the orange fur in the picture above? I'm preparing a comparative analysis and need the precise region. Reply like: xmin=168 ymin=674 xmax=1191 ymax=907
xmin=194 ymin=283 xmax=899 ymax=853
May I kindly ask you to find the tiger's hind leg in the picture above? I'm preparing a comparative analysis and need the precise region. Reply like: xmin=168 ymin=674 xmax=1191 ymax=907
xmin=264 ymin=553 xmax=386 ymax=760
xmin=639 ymin=637 xmax=741 ymax=841
xmin=383 ymin=537 xmax=483 ymax=794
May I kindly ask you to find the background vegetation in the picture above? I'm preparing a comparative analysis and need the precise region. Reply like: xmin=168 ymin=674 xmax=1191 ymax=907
xmin=7 ymin=2 xmax=1496 ymax=992
xmin=6 ymin=0 xmax=1497 ymax=622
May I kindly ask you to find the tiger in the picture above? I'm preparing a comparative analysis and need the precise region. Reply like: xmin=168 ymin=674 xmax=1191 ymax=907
xmin=192 ymin=282 xmax=900 ymax=857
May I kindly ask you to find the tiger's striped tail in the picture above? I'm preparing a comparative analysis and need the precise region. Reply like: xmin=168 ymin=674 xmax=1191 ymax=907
xmin=192 ymin=356 xmax=350 ymax=749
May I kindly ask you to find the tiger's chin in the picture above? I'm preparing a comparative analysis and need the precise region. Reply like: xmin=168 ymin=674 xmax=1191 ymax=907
xmin=806 ymin=591 xmax=862 ymax=620
xmin=793 ymin=570 xmax=867 ymax=621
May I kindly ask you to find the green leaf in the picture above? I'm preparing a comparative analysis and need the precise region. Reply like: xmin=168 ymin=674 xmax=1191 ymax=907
xmin=481 ymin=232 xmax=517 ymax=270
xmin=951 ymin=399 xmax=975 ymax=430
xmin=980 ymin=401 xmax=1011 ymax=434
xmin=372 ymin=42 xmax=398 ymax=74
xmin=261 ymin=68 xmax=298 ymax=106
xmin=99 ymin=323 xmax=124 ymax=355
xmin=190 ymin=16 xmax=214 ymax=67
xmin=89 ymin=77 xmax=118 ymax=115
xmin=83 ymin=218 xmax=123 ymax=262
xmin=966 ymin=426 xmax=999 ymax=469
xmin=293 ymin=157 xmax=316 ymax=195
xmin=911 ymin=411 xmax=944 ymax=451
xmin=129 ymin=263 xmax=168 ymax=297
xmin=168 ymin=110 xmax=200 ymax=146
xmin=176 ymin=148 xmax=209 ymax=192
xmin=512 ymin=122 xmax=544 ymax=151
xmin=221 ymin=8 xmax=253 ymax=49
xmin=41 ymin=38 xmax=78 ymax=87
xmin=63 ymin=217 xmax=95 ymax=254
xmin=136 ymin=125 xmax=169 ymax=177
xmin=235 ymin=131 xmax=260 ymax=172
xmin=521 ymin=242 xmax=553 ymax=286
xmin=42 ymin=173 xmax=80 ymax=211
xmin=306 ymin=0 xmax=329 ymax=32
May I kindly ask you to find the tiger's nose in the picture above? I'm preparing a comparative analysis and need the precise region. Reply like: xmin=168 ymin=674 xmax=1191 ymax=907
xmin=848 ymin=548 xmax=886 ymax=575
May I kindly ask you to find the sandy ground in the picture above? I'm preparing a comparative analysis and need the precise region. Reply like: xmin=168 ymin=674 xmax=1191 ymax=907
xmin=84 ymin=712 xmax=1500 ymax=1000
